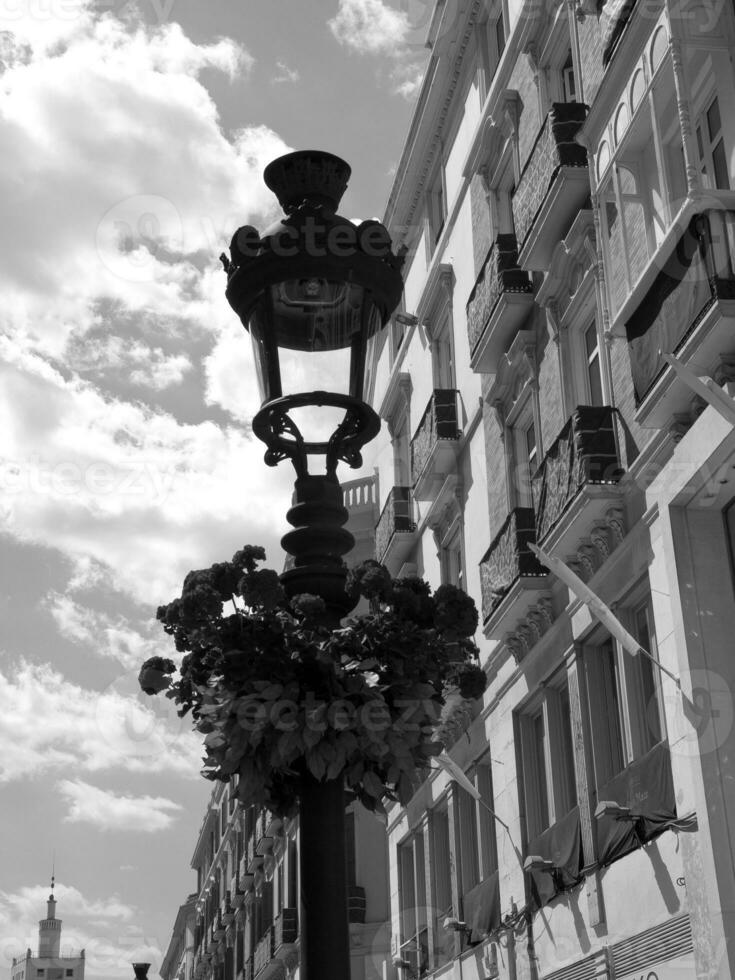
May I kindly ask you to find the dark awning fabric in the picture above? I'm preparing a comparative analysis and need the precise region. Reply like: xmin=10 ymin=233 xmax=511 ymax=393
xmin=625 ymin=216 xmax=706 ymax=342
xmin=463 ymin=871 xmax=501 ymax=943
xmin=601 ymin=0 xmax=638 ymax=66
xmin=527 ymin=807 xmax=583 ymax=909
xmin=595 ymin=740 xmax=676 ymax=866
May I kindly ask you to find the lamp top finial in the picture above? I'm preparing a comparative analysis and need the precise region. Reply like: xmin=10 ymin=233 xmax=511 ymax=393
xmin=263 ymin=150 xmax=351 ymax=213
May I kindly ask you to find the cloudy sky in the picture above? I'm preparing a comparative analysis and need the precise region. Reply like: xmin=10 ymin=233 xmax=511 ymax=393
xmin=0 ymin=1 xmax=429 ymax=976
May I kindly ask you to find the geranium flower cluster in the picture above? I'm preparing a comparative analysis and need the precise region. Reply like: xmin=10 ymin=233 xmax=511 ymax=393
xmin=140 ymin=550 xmax=487 ymax=817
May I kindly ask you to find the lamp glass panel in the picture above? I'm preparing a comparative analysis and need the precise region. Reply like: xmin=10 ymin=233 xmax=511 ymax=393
xmin=249 ymin=278 xmax=382 ymax=442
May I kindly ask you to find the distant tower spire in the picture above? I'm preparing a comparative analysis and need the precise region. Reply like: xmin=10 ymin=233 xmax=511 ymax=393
xmin=39 ymin=862 xmax=61 ymax=958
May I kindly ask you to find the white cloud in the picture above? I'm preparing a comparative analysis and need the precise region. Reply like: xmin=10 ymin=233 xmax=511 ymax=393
xmin=0 ymin=8 xmax=284 ymax=361
xmin=0 ymin=660 xmax=202 ymax=782
xmin=0 ymin=338 xmax=292 ymax=604
xmin=272 ymin=59 xmax=300 ymax=84
xmin=44 ymin=593 xmax=166 ymax=669
xmin=327 ymin=0 xmax=427 ymax=98
xmin=65 ymin=334 xmax=192 ymax=391
xmin=58 ymin=779 xmax=182 ymax=831
xmin=328 ymin=0 xmax=411 ymax=55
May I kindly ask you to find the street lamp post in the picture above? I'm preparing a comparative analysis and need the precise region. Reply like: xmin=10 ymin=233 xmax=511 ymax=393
xmin=223 ymin=150 xmax=404 ymax=980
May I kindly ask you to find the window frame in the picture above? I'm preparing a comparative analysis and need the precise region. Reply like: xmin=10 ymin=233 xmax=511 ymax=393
xmin=517 ymin=671 xmax=578 ymax=843
xmin=695 ymin=94 xmax=731 ymax=190
xmin=582 ymin=588 xmax=667 ymax=792
xmin=426 ymin=162 xmax=447 ymax=256
xmin=507 ymin=392 xmax=541 ymax=509
xmin=477 ymin=0 xmax=507 ymax=101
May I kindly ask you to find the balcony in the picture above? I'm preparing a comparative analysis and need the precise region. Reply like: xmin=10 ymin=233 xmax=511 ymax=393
xmin=348 ymin=885 xmax=367 ymax=924
xmin=479 ymin=507 xmax=548 ymax=636
xmin=512 ymin=102 xmax=589 ymax=271
xmin=466 ymin=235 xmax=534 ymax=374
xmin=531 ymin=405 xmax=623 ymax=554
xmin=222 ymin=892 xmax=234 ymax=926
xmin=255 ymin=810 xmax=273 ymax=856
xmin=625 ymin=208 xmax=735 ymax=428
xmin=410 ymin=390 xmax=461 ymax=499
xmin=253 ymin=929 xmax=274 ymax=976
xmin=375 ymin=486 xmax=416 ymax=572
xmin=274 ymin=908 xmax=298 ymax=950
xmin=230 ymin=873 xmax=245 ymax=909
xmin=238 ymin=855 xmax=255 ymax=894
xmin=246 ymin=833 xmax=263 ymax=873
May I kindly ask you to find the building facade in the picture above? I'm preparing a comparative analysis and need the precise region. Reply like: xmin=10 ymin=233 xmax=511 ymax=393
xmin=11 ymin=888 xmax=85 ymax=980
xmin=367 ymin=1 xmax=735 ymax=980
xmin=160 ymin=895 xmax=197 ymax=980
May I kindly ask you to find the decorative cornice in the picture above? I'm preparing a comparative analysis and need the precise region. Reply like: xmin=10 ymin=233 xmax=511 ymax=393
xmin=378 ymin=370 xmax=412 ymax=424
xmin=417 ymin=261 xmax=455 ymax=332
xmin=385 ymin=0 xmax=484 ymax=243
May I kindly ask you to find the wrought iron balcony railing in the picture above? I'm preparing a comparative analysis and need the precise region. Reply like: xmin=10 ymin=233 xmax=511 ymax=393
xmin=253 ymin=928 xmax=274 ymax=976
xmin=479 ymin=508 xmax=546 ymax=622
xmin=246 ymin=832 xmax=263 ymax=873
xmin=531 ymin=405 xmax=622 ymax=545
xmin=466 ymin=235 xmax=534 ymax=372
xmin=512 ymin=102 xmax=589 ymax=269
xmin=348 ymin=884 xmax=367 ymax=924
xmin=375 ymin=486 xmax=416 ymax=566
xmin=410 ymin=389 xmax=461 ymax=496
xmin=274 ymin=908 xmax=298 ymax=949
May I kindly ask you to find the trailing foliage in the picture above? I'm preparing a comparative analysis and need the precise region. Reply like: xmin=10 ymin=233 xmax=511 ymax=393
xmin=140 ymin=547 xmax=486 ymax=817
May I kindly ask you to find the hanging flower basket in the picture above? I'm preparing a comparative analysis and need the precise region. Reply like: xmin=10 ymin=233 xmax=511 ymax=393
xmin=141 ymin=546 xmax=486 ymax=817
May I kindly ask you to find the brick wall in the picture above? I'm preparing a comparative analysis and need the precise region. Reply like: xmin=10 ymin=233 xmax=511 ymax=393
xmin=509 ymin=55 xmax=541 ymax=175
xmin=536 ymin=322 xmax=566 ymax=453
xmin=608 ymin=335 xmax=658 ymax=466
xmin=470 ymin=174 xmax=493 ymax=277
xmin=481 ymin=375 xmax=510 ymax=544
xmin=577 ymin=9 xmax=612 ymax=107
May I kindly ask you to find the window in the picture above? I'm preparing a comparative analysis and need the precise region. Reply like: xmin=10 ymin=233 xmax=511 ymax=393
xmin=512 ymin=411 xmax=537 ymax=508
xmin=562 ymin=51 xmax=576 ymax=103
xmin=65 ymin=973 xmax=73 ymax=978
xmin=518 ymin=676 xmax=578 ymax=841
xmin=391 ymin=316 xmax=407 ymax=363
xmin=478 ymin=2 xmax=506 ymax=99
xmin=440 ymin=525 xmax=465 ymax=590
xmin=431 ymin=316 xmax=455 ymax=389
xmin=429 ymin=807 xmax=453 ymax=968
xmin=696 ymin=96 xmax=730 ymax=190
xmin=427 ymin=168 xmax=447 ymax=251
xmin=584 ymin=600 xmax=665 ymax=791
xmin=392 ymin=413 xmax=411 ymax=487
xmin=630 ymin=599 xmax=664 ymax=753
xmin=584 ymin=322 xmax=604 ymax=406
xmin=397 ymin=834 xmax=429 ymax=976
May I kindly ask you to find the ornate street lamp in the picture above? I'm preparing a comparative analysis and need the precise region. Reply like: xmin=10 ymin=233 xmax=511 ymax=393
xmin=223 ymin=150 xmax=405 ymax=980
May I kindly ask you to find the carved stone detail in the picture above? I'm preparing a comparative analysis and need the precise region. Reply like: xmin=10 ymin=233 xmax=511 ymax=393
xmin=605 ymin=506 xmax=625 ymax=545
xmin=536 ymin=595 xmax=554 ymax=628
xmin=505 ymin=633 xmax=527 ymax=664
xmin=577 ymin=541 xmax=601 ymax=578
xmin=590 ymin=521 xmax=612 ymax=560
